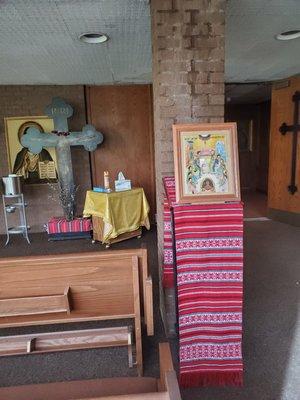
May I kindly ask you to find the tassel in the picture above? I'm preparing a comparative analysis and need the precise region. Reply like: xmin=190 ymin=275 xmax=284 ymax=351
xmin=180 ymin=371 xmax=243 ymax=388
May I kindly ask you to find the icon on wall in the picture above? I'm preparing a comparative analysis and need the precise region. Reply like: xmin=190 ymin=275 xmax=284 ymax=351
xmin=4 ymin=116 xmax=57 ymax=184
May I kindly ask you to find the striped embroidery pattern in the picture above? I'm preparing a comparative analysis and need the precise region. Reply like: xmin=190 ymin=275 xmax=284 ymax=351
xmin=162 ymin=177 xmax=244 ymax=388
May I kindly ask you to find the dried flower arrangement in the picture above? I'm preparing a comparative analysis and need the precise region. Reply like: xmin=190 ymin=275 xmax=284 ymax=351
xmin=47 ymin=181 xmax=79 ymax=221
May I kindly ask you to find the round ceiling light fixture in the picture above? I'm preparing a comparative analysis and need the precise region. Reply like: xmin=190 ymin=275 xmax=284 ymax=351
xmin=275 ymin=30 xmax=300 ymax=41
xmin=79 ymin=32 xmax=108 ymax=44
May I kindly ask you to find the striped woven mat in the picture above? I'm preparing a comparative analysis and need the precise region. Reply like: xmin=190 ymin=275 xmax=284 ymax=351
xmin=163 ymin=177 xmax=244 ymax=388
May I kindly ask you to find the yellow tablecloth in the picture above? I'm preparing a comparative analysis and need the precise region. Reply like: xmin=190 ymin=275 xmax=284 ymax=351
xmin=83 ymin=188 xmax=150 ymax=243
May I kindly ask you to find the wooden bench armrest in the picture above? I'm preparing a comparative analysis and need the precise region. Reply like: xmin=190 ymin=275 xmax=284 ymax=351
xmin=158 ymin=344 xmax=181 ymax=399
xmin=159 ymin=343 xmax=175 ymax=391
xmin=145 ymin=276 xmax=154 ymax=336
xmin=164 ymin=371 xmax=181 ymax=400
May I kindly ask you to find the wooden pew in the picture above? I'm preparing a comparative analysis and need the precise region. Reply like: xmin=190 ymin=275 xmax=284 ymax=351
xmin=0 ymin=326 xmax=134 ymax=367
xmin=0 ymin=343 xmax=181 ymax=400
xmin=93 ymin=246 xmax=153 ymax=335
xmin=0 ymin=247 xmax=153 ymax=335
xmin=0 ymin=252 xmax=147 ymax=375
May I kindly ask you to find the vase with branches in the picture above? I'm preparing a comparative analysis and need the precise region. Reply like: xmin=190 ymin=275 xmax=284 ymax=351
xmin=47 ymin=181 xmax=79 ymax=221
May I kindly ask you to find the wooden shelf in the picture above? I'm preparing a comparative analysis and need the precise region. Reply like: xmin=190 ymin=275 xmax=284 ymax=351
xmin=10 ymin=202 xmax=28 ymax=207
xmin=0 ymin=326 xmax=133 ymax=367
xmin=0 ymin=287 xmax=71 ymax=318
xmin=7 ymin=226 xmax=27 ymax=234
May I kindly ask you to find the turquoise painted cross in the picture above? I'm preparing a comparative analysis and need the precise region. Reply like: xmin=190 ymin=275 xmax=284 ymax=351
xmin=21 ymin=97 xmax=103 ymax=219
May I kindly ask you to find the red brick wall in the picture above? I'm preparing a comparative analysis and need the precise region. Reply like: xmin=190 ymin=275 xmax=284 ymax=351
xmin=0 ymin=85 xmax=91 ymax=234
xmin=151 ymin=0 xmax=226 ymax=260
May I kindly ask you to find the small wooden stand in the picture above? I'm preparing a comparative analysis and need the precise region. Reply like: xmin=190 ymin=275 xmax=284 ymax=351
xmin=92 ymin=215 xmax=142 ymax=247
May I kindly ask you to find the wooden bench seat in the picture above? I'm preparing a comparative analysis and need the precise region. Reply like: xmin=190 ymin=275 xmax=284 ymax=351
xmin=0 ymin=326 xmax=133 ymax=367
xmin=0 ymin=343 xmax=181 ymax=400
xmin=0 ymin=248 xmax=153 ymax=335
xmin=0 ymin=251 xmax=151 ymax=375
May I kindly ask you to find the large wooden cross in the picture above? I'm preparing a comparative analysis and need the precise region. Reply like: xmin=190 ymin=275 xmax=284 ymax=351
xmin=279 ymin=91 xmax=300 ymax=195
xmin=21 ymin=97 xmax=103 ymax=218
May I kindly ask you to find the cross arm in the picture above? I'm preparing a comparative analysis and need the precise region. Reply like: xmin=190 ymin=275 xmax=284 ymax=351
xmin=21 ymin=127 xmax=59 ymax=154
xmin=66 ymin=125 xmax=104 ymax=151
xmin=279 ymin=122 xmax=300 ymax=135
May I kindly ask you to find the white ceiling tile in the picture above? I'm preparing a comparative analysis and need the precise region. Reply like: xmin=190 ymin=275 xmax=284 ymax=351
xmin=225 ymin=0 xmax=300 ymax=82
xmin=0 ymin=0 xmax=298 ymax=84
xmin=0 ymin=0 xmax=151 ymax=84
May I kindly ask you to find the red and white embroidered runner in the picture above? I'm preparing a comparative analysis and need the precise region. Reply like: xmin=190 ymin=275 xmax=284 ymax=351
xmin=163 ymin=177 xmax=244 ymax=388
xmin=163 ymin=197 xmax=174 ymax=288
xmin=162 ymin=177 xmax=176 ymax=288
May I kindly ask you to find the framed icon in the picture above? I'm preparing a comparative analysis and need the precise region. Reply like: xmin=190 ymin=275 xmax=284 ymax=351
xmin=4 ymin=116 xmax=57 ymax=184
xmin=173 ymin=123 xmax=240 ymax=204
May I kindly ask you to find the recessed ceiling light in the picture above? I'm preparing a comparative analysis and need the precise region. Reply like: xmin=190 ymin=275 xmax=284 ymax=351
xmin=275 ymin=30 xmax=300 ymax=41
xmin=79 ymin=32 xmax=108 ymax=44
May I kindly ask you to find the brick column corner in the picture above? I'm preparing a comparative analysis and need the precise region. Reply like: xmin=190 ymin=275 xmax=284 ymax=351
xmin=151 ymin=0 xmax=226 ymax=333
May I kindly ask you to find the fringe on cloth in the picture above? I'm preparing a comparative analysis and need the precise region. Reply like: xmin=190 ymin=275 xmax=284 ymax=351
xmin=180 ymin=371 xmax=243 ymax=388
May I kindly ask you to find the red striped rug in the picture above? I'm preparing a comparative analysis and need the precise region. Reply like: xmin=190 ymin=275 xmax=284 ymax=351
xmin=163 ymin=177 xmax=244 ymax=388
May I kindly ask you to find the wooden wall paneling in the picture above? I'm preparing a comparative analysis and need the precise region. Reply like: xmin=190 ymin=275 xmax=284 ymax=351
xmin=86 ymin=85 xmax=156 ymax=221
xmin=268 ymin=76 xmax=300 ymax=213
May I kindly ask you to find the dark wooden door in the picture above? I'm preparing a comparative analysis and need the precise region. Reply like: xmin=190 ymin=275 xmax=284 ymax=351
xmin=86 ymin=85 xmax=156 ymax=220
xmin=268 ymin=76 xmax=300 ymax=213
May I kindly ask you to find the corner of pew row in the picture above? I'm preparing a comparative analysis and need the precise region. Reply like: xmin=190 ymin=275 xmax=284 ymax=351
xmin=158 ymin=342 xmax=181 ymax=400
xmin=131 ymin=255 xmax=143 ymax=377
xmin=145 ymin=276 xmax=154 ymax=336
xmin=140 ymin=243 xmax=154 ymax=336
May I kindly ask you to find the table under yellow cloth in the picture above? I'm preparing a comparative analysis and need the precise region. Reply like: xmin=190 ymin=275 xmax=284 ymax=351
xmin=83 ymin=188 xmax=150 ymax=243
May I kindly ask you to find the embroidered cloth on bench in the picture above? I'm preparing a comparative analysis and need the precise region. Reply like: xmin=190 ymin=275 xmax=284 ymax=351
xmin=45 ymin=217 xmax=92 ymax=234
xmin=163 ymin=176 xmax=244 ymax=388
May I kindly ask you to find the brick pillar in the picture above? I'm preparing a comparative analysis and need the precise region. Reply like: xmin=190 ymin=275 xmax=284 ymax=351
xmin=151 ymin=0 xmax=226 ymax=332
